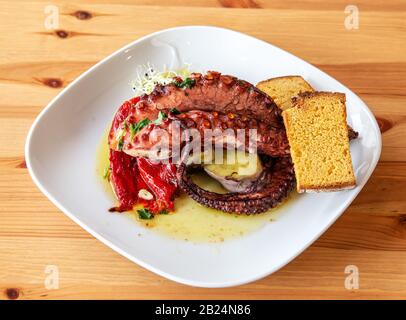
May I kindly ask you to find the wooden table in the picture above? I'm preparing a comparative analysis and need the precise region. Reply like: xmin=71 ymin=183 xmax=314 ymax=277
xmin=0 ymin=0 xmax=405 ymax=300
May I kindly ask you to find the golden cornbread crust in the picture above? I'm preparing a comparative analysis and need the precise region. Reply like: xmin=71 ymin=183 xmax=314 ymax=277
xmin=292 ymin=91 xmax=346 ymax=106
xmin=256 ymin=76 xmax=314 ymax=110
xmin=282 ymin=92 xmax=356 ymax=193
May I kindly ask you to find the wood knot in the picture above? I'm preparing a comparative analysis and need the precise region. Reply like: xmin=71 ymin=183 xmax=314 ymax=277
xmin=376 ymin=117 xmax=392 ymax=134
xmin=16 ymin=159 xmax=27 ymax=168
xmin=42 ymin=78 xmax=63 ymax=88
xmin=74 ymin=10 xmax=92 ymax=20
xmin=55 ymin=30 xmax=69 ymax=39
xmin=5 ymin=288 xmax=20 ymax=300
xmin=398 ymin=214 xmax=406 ymax=226
xmin=218 ymin=0 xmax=261 ymax=8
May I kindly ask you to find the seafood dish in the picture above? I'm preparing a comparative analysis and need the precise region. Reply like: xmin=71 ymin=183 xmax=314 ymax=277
xmin=103 ymin=68 xmax=357 ymax=218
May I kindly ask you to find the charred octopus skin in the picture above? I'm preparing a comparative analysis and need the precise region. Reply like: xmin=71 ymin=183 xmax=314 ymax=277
xmin=140 ymin=71 xmax=282 ymax=128
xmin=110 ymin=109 xmax=290 ymax=159
xmin=109 ymin=71 xmax=295 ymax=214
xmin=110 ymin=71 xmax=290 ymax=158
xmin=177 ymin=157 xmax=295 ymax=214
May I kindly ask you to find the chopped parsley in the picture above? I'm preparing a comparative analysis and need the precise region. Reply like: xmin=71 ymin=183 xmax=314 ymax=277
xmin=118 ymin=137 xmax=124 ymax=150
xmin=174 ymin=77 xmax=195 ymax=89
xmin=137 ymin=208 xmax=154 ymax=220
xmin=103 ymin=167 xmax=110 ymax=180
xmin=116 ymin=123 xmax=127 ymax=150
xmin=152 ymin=111 xmax=167 ymax=125
xmin=129 ymin=122 xmax=137 ymax=138
xmin=129 ymin=118 xmax=151 ymax=138
xmin=159 ymin=209 xmax=169 ymax=215
xmin=170 ymin=108 xmax=181 ymax=115
xmin=130 ymin=123 xmax=137 ymax=139
xmin=128 ymin=113 xmax=166 ymax=139
xmin=135 ymin=118 xmax=151 ymax=131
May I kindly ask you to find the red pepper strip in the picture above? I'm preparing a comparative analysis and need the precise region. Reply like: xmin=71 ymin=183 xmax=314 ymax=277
xmin=109 ymin=150 xmax=178 ymax=213
xmin=137 ymin=158 xmax=178 ymax=212
xmin=109 ymin=149 xmax=156 ymax=212
xmin=109 ymin=149 xmax=138 ymax=212
xmin=108 ymin=96 xmax=179 ymax=213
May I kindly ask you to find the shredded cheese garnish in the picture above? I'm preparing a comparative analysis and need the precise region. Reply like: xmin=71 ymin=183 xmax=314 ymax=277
xmin=130 ymin=62 xmax=192 ymax=96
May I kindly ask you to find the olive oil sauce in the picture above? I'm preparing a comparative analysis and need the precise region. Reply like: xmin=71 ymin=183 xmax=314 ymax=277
xmin=96 ymin=132 xmax=293 ymax=243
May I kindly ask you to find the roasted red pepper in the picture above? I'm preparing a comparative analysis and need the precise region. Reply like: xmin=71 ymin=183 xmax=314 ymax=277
xmin=109 ymin=150 xmax=178 ymax=213
xmin=108 ymin=96 xmax=179 ymax=214
xmin=109 ymin=150 xmax=149 ymax=212
xmin=136 ymin=158 xmax=178 ymax=212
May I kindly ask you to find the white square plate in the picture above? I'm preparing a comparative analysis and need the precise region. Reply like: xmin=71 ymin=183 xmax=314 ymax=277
xmin=26 ymin=26 xmax=381 ymax=288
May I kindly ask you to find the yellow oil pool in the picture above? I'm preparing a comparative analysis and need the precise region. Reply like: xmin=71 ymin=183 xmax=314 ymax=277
xmin=95 ymin=129 xmax=116 ymax=200
xmin=96 ymin=132 xmax=294 ymax=243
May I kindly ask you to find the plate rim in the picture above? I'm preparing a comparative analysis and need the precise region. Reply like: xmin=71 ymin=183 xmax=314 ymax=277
xmin=25 ymin=25 xmax=382 ymax=288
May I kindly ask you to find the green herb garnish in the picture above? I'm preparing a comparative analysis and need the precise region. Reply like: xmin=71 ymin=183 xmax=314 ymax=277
xmin=103 ymin=167 xmax=110 ymax=180
xmin=118 ymin=137 xmax=124 ymax=150
xmin=159 ymin=209 xmax=169 ymax=215
xmin=170 ymin=108 xmax=181 ymax=115
xmin=132 ymin=118 xmax=151 ymax=135
xmin=116 ymin=122 xmax=127 ymax=150
xmin=129 ymin=122 xmax=137 ymax=138
xmin=152 ymin=111 xmax=167 ymax=125
xmin=137 ymin=208 xmax=154 ymax=220
xmin=128 ymin=118 xmax=153 ymax=140
xmin=135 ymin=118 xmax=151 ymax=131
xmin=174 ymin=77 xmax=195 ymax=89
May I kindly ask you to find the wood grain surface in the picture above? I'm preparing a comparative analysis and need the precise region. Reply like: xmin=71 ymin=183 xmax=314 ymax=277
xmin=0 ymin=0 xmax=405 ymax=300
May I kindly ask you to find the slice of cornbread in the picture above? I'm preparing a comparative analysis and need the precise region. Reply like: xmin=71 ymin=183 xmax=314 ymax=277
xmin=282 ymin=92 xmax=356 ymax=193
xmin=257 ymin=76 xmax=314 ymax=110
xmin=257 ymin=75 xmax=358 ymax=141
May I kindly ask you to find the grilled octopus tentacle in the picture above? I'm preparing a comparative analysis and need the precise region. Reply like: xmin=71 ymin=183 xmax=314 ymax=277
xmin=110 ymin=72 xmax=290 ymax=159
xmin=109 ymin=71 xmax=297 ymax=214
xmin=138 ymin=71 xmax=282 ymax=127
xmin=176 ymin=156 xmax=295 ymax=214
